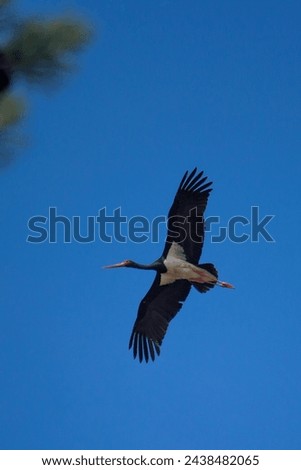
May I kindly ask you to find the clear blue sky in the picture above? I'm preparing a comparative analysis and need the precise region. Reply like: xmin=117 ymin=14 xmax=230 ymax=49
xmin=1 ymin=0 xmax=300 ymax=450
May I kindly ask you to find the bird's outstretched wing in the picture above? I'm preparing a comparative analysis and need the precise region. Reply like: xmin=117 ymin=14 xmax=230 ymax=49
xmin=129 ymin=274 xmax=191 ymax=362
xmin=129 ymin=168 xmax=212 ymax=362
xmin=163 ymin=168 xmax=212 ymax=264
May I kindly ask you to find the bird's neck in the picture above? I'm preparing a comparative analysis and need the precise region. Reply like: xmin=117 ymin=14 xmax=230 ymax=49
xmin=131 ymin=259 xmax=166 ymax=273
xmin=131 ymin=262 xmax=156 ymax=270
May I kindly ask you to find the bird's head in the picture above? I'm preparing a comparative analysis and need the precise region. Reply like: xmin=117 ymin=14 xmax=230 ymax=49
xmin=104 ymin=259 xmax=135 ymax=269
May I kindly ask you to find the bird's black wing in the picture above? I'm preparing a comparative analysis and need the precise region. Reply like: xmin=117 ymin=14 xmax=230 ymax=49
xmin=162 ymin=168 xmax=212 ymax=264
xmin=129 ymin=274 xmax=191 ymax=362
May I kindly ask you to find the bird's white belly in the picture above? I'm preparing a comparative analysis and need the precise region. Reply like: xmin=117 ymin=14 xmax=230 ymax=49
xmin=159 ymin=242 xmax=217 ymax=286
xmin=160 ymin=259 xmax=216 ymax=286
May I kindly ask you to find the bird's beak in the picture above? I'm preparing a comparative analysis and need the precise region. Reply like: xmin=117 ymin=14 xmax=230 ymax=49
xmin=103 ymin=261 xmax=127 ymax=269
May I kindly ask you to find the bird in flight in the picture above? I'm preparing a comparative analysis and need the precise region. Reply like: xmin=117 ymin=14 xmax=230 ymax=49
xmin=105 ymin=168 xmax=233 ymax=363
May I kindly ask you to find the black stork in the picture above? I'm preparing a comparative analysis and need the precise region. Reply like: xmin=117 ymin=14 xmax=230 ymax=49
xmin=0 ymin=51 xmax=11 ymax=94
xmin=105 ymin=168 xmax=233 ymax=363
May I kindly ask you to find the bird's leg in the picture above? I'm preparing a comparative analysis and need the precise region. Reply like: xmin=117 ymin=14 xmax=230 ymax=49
xmin=217 ymin=280 xmax=234 ymax=289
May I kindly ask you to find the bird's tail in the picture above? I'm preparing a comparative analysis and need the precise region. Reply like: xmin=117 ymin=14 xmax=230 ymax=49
xmin=191 ymin=263 xmax=218 ymax=293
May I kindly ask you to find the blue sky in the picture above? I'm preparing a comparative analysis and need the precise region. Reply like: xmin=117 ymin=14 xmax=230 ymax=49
xmin=1 ymin=0 xmax=301 ymax=450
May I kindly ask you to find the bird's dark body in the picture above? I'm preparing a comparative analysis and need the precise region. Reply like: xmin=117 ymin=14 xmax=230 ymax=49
xmin=106 ymin=168 xmax=233 ymax=363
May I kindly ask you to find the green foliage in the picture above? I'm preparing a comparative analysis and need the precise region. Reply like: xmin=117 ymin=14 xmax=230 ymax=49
xmin=0 ymin=92 xmax=26 ymax=166
xmin=0 ymin=1 xmax=93 ymax=166
xmin=4 ymin=16 xmax=92 ymax=85
xmin=0 ymin=92 xmax=25 ymax=128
